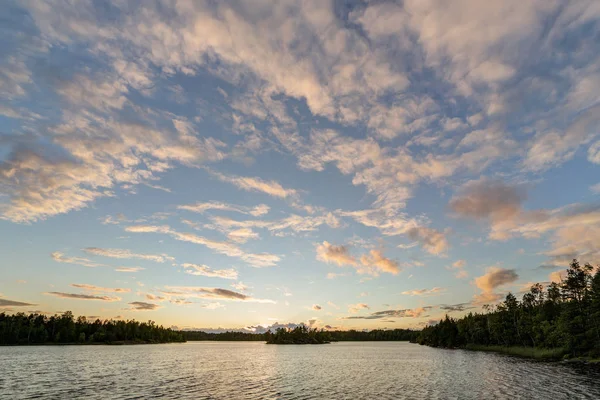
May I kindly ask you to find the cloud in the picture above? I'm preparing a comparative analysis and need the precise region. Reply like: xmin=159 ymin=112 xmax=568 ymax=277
xmin=145 ymin=294 xmax=166 ymax=302
xmin=178 ymin=201 xmax=270 ymax=217
xmin=3 ymin=0 xmax=599 ymax=229
xmin=316 ymin=242 xmax=400 ymax=276
xmin=447 ymin=259 xmax=468 ymax=279
xmin=124 ymin=225 xmax=280 ymax=267
xmin=231 ymin=282 xmax=250 ymax=292
xmin=209 ymin=170 xmax=297 ymax=199
xmin=474 ymin=267 xmax=519 ymax=292
xmin=128 ymin=301 xmax=160 ymax=311
xmin=312 ymin=304 xmax=322 ymax=311
xmin=549 ymin=269 xmax=567 ymax=283
xmin=227 ymin=228 xmax=259 ymax=243
xmin=359 ymin=250 xmax=400 ymax=275
xmin=163 ymin=286 xmax=275 ymax=303
xmin=70 ymin=284 xmax=131 ymax=293
xmin=439 ymin=303 xmax=473 ymax=313
xmin=327 ymin=301 xmax=340 ymax=309
xmin=406 ymin=227 xmax=449 ymax=255
xmin=348 ymin=303 xmax=370 ymax=314
xmin=473 ymin=267 xmax=519 ymax=305
xmin=316 ymin=242 xmax=358 ymax=267
xmin=449 ymin=179 xmax=527 ymax=240
xmin=326 ymin=272 xmax=348 ymax=279
xmin=401 ymin=287 xmax=445 ymax=296
xmin=0 ymin=298 xmax=35 ymax=307
xmin=343 ymin=307 xmax=430 ymax=320
xmin=208 ymin=213 xmax=340 ymax=237
xmin=45 ymin=292 xmax=121 ymax=301
xmin=51 ymin=251 xmax=108 ymax=268
xmin=114 ymin=266 xmax=145 ymax=272
xmin=83 ymin=248 xmax=175 ymax=263
xmin=181 ymin=263 xmax=238 ymax=280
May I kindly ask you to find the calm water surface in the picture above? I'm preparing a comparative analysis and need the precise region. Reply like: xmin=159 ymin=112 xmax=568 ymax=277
xmin=1 ymin=342 xmax=599 ymax=399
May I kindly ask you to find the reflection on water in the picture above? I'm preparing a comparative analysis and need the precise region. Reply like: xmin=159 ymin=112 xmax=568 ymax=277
xmin=1 ymin=342 xmax=599 ymax=399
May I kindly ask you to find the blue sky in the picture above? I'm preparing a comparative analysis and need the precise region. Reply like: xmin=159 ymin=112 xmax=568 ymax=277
xmin=1 ymin=0 xmax=600 ymax=331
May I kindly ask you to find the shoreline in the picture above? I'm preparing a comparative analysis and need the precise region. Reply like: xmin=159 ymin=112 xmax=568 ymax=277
xmin=419 ymin=343 xmax=600 ymax=364
xmin=0 ymin=340 xmax=186 ymax=347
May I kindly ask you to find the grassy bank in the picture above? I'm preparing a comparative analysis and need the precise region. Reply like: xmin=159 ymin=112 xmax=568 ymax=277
xmin=464 ymin=344 xmax=566 ymax=360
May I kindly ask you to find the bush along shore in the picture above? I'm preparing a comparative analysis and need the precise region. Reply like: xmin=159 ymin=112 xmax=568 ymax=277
xmin=0 ymin=311 xmax=185 ymax=345
xmin=413 ymin=260 xmax=600 ymax=362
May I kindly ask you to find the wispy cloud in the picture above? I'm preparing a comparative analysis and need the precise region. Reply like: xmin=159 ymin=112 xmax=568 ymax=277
xmin=163 ymin=286 xmax=275 ymax=303
xmin=209 ymin=170 xmax=297 ymax=199
xmin=178 ymin=201 xmax=270 ymax=216
xmin=128 ymin=301 xmax=160 ymax=311
xmin=181 ymin=263 xmax=238 ymax=280
xmin=343 ymin=307 xmax=431 ymax=320
xmin=70 ymin=284 xmax=131 ymax=293
xmin=316 ymin=241 xmax=400 ymax=276
xmin=51 ymin=252 xmax=108 ymax=268
xmin=83 ymin=248 xmax=175 ymax=263
xmin=348 ymin=303 xmax=370 ymax=314
xmin=115 ymin=266 xmax=145 ymax=273
xmin=45 ymin=292 xmax=121 ymax=301
xmin=125 ymin=225 xmax=279 ymax=267
xmin=0 ymin=297 xmax=36 ymax=307
xmin=401 ymin=287 xmax=445 ymax=296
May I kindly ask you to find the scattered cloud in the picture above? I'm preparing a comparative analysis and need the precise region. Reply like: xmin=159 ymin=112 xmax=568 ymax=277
xmin=316 ymin=242 xmax=400 ymax=276
xmin=312 ymin=304 xmax=322 ymax=311
xmin=439 ymin=303 xmax=473 ymax=313
xmin=447 ymin=260 xmax=468 ymax=279
xmin=163 ymin=287 xmax=275 ymax=303
xmin=343 ymin=307 xmax=430 ymax=320
xmin=0 ymin=297 xmax=35 ymax=307
xmin=45 ymin=292 xmax=121 ymax=301
xmin=348 ymin=303 xmax=370 ymax=314
xmin=70 ymin=284 xmax=131 ymax=293
xmin=128 ymin=301 xmax=160 ymax=311
xmin=178 ymin=201 xmax=270 ymax=217
xmin=83 ymin=248 xmax=174 ymax=263
xmin=115 ymin=266 xmax=145 ymax=273
xmin=406 ymin=227 xmax=449 ymax=255
xmin=401 ymin=287 xmax=445 ymax=296
xmin=125 ymin=225 xmax=279 ymax=267
xmin=209 ymin=170 xmax=297 ymax=199
xmin=473 ymin=267 xmax=519 ymax=305
xmin=182 ymin=263 xmax=238 ymax=280
xmin=51 ymin=251 xmax=108 ymax=268
xmin=449 ymin=179 xmax=527 ymax=240
xmin=231 ymin=282 xmax=250 ymax=292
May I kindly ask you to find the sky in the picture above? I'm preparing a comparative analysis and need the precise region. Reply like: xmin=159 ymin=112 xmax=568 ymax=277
xmin=1 ymin=0 xmax=600 ymax=332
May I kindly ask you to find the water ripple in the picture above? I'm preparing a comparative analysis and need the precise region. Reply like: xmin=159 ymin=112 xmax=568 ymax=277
xmin=1 ymin=342 xmax=599 ymax=399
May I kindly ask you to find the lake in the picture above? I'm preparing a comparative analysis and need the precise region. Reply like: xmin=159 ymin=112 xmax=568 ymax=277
xmin=1 ymin=342 xmax=599 ymax=399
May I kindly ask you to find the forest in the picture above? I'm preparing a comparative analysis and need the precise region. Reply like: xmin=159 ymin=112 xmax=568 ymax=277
xmin=182 ymin=328 xmax=418 ymax=342
xmin=266 ymin=325 xmax=331 ymax=344
xmin=0 ymin=311 xmax=184 ymax=345
xmin=415 ymin=260 xmax=600 ymax=359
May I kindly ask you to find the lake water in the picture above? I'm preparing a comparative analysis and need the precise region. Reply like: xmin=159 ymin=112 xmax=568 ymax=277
xmin=1 ymin=342 xmax=599 ymax=399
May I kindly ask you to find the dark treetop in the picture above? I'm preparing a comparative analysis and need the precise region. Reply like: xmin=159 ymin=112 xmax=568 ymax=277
xmin=0 ymin=311 xmax=184 ymax=345
xmin=415 ymin=259 xmax=600 ymax=360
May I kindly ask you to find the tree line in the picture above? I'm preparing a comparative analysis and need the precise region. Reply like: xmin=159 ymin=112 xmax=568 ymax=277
xmin=415 ymin=260 xmax=600 ymax=359
xmin=182 ymin=328 xmax=418 ymax=342
xmin=0 ymin=311 xmax=184 ymax=345
xmin=266 ymin=325 xmax=331 ymax=344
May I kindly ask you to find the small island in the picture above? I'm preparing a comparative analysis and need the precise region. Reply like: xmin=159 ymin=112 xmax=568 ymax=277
xmin=265 ymin=326 xmax=331 ymax=344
